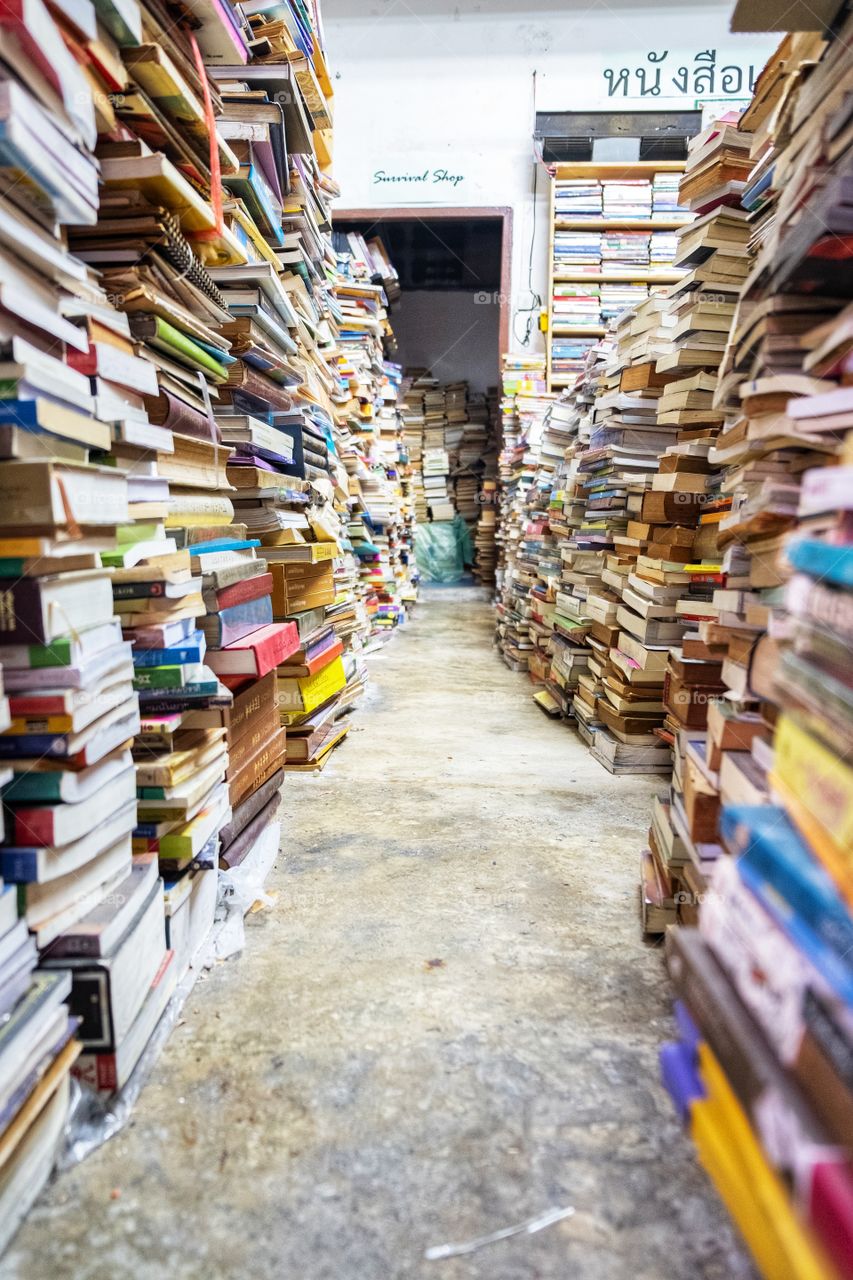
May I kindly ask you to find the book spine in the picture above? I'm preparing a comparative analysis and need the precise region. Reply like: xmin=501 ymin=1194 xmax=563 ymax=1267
xmin=205 ymin=596 xmax=273 ymax=648
xmin=0 ymin=578 xmax=44 ymax=643
xmin=133 ymin=667 xmax=188 ymax=690
xmin=211 ymin=572 xmax=273 ymax=612
xmin=773 ymin=716 xmax=853 ymax=849
xmin=132 ymin=643 xmax=204 ymax=667
xmin=0 ymin=848 xmax=39 ymax=881
xmin=225 ymin=708 xmax=280 ymax=777
xmin=0 ymin=734 xmax=68 ymax=758
xmin=144 ymin=389 xmax=218 ymax=442
xmin=113 ymin=581 xmax=176 ymax=600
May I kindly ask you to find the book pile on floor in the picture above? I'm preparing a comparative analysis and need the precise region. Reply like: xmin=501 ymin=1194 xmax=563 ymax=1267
xmin=0 ymin=0 xmax=420 ymax=1244
xmin=402 ymin=373 xmax=496 ymax=537
xmin=400 ymin=377 xmax=429 ymax=522
xmin=495 ymin=354 xmax=555 ymax=668
xmin=652 ymin=19 xmax=853 ymax=1280
xmin=474 ymin=480 xmax=499 ymax=586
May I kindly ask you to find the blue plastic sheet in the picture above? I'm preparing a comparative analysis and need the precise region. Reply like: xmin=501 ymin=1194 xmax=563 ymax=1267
xmin=415 ymin=516 xmax=473 ymax=583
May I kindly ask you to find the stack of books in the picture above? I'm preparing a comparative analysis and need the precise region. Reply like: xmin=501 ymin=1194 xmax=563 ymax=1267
xmin=554 ymin=181 xmax=603 ymax=219
xmin=401 ymin=375 xmax=495 ymax=532
xmin=0 ymin=0 xmax=423 ymax=1244
xmin=474 ymin=481 xmax=499 ymax=587
xmin=602 ymin=180 xmax=653 ymax=220
xmin=552 ymin=284 xmax=602 ymax=327
xmin=553 ymin=231 xmax=602 ymax=273
xmin=495 ymin=355 xmax=552 ymax=666
xmin=653 ymin=24 xmax=853 ymax=1279
xmin=652 ymin=172 xmax=687 ymax=217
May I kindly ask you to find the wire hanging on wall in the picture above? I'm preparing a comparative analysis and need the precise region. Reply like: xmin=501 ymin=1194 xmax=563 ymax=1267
xmin=514 ymin=71 xmax=543 ymax=347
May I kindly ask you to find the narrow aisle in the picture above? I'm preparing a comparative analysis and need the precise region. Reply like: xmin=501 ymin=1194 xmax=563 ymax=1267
xmin=1 ymin=590 xmax=750 ymax=1280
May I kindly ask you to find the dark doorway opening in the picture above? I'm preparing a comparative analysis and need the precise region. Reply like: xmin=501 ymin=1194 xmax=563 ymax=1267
xmin=333 ymin=207 xmax=512 ymax=395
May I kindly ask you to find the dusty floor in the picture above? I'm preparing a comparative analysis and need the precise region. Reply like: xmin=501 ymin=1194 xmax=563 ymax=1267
xmin=0 ymin=587 xmax=752 ymax=1280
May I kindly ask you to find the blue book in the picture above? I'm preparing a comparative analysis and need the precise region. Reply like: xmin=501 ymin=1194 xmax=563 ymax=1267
xmin=0 ymin=735 xmax=70 ymax=760
xmin=189 ymin=539 xmax=261 ymax=559
xmin=786 ymin=538 xmax=853 ymax=589
xmin=132 ymin=633 xmax=206 ymax=667
xmin=204 ymin=595 xmax=273 ymax=647
xmin=723 ymin=805 xmax=853 ymax=994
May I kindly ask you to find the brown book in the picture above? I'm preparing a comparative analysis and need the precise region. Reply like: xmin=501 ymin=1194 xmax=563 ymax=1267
xmin=183 ymin=670 xmax=277 ymax=739
xmin=589 ymin=619 xmax=620 ymax=648
xmin=228 ymin=725 xmax=286 ymax=807
xmin=219 ymin=792 xmax=281 ymax=869
xmin=664 ymin=672 xmax=720 ymax=727
xmin=144 ymin=388 xmax=218 ymax=441
xmin=217 ymin=768 xmax=283 ymax=850
xmin=619 ymin=362 xmax=675 ymax=392
xmin=225 ymin=705 xmax=281 ymax=777
xmin=646 ymin=541 xmax=693 ymax=563
xmin=683 ymin=754 xmax=720 ymax=842
xmin=641 ymin=490 xmax=703 ymax=523
xmin=668 ymin=651 xmax=724 ymax=686
xmin=598 ymin=700 xmax=662 ymax=740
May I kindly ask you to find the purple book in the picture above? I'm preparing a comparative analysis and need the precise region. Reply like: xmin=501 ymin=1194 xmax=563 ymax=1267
xmin=660 ymin=1040 xmax=704 ymax=1123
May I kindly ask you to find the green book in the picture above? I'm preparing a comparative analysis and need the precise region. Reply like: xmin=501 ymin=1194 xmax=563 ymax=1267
xmin=133 ymin=665 xmax=191 ymax=690
xmin=4 ymin=772 xmax=66 ymax=802
xmin=136 ymin=316 xmax=230 ymax=381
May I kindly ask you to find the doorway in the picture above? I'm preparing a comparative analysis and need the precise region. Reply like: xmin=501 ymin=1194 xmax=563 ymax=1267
xmin=333 ymin=207 xmax=511 ymax=588
xmin=333 ymin=207 xmax=512 ymax=392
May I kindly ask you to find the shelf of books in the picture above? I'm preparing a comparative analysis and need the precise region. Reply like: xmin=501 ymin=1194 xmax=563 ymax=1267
xmin=500 ymin=14 xmax=853 ymax=1277
xmin=0 ymin=0 xmax=417 ymax=1246
xmin=546 ymin=160 xmax=692 ymax=391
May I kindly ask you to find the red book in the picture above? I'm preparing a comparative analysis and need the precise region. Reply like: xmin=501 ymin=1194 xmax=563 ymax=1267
xmin=277 ymin=638 xmax=344 ymax=680
xmin=214 ymin=572 xmax=273 ymax=613
xmin=809 ymin=1162 xmax=853 ymax=1280
xmin=206 ymin=622 xmax=299 ymax=679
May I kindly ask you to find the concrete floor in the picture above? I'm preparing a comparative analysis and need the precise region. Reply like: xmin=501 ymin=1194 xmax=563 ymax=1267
xmin=0 ymin=587 xmax=753 ymax=1280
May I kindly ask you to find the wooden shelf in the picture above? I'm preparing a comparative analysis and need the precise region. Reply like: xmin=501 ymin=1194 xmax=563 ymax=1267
xmin=554 ymin=218 xmax=693 ymax=230
xmin=553 ymin=271 xmax=682 ymax=284
xmin=550 ymin=325 xmax=606 ymax=336
xmin=546 ymin=160 xmax=687 ymax=392
xmin=553 ymin=161 xmax=686 ymax=181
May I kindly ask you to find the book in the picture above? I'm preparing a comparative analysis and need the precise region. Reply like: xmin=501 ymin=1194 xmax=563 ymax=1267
xmin=41 ymin=874 xmax=165 ymax=1049
xmin=206 ymin=621 xmax=298 ymax=678
xmin=41 ymin=857 xmax=160 ymax=958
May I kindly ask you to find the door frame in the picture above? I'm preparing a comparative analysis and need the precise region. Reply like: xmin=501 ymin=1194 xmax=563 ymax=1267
xmin=333 ymin=205 xmax=514 ymax=355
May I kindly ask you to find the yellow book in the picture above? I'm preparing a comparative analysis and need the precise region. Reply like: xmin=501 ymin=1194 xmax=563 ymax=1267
xmin=773 ymin=713 xmax=853 ymax=858
xmin=283 ymin=723 xmax=349 ymax=771
xmin=276 ymin=655 xmax=345 ymax=716
xmin=772 ymin=771 xmax=853 ymax=911
xmin=269 ymin=542 xmax=338 ymax=564
xmin=693 ymin=1044 xmax=835 ymax=1280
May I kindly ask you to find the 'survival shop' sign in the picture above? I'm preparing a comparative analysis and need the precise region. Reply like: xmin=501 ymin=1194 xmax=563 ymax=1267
xmin=603 ymin=49 xmax=758 ymax=98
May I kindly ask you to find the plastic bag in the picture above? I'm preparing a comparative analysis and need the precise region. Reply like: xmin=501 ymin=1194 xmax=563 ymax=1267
xmin=415 ymin=516 xmax=473 ymax=583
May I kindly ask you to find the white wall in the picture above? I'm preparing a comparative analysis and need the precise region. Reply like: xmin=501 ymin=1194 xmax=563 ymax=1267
xmin=391 ymin=292 xmax=500 ymax=394
xmin=322 ymin=0 xmax=776 ymax=353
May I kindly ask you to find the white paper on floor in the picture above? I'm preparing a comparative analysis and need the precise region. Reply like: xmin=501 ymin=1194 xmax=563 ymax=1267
xmin=424 ymin=1204 xmax=575 ymax=1260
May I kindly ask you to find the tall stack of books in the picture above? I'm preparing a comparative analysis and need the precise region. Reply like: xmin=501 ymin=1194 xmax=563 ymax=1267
xmin=0 ymin=0 xmax=173 ymax=1214
xmin=400 ymin=378 xmax=428 ymax=522
xmin=401 ymin=373 xmax=495 ymax=533
xmin=474 ymin=480 xmax=499 ymax=587
xmin=657 ymin=19 xmax=853 ymax=1279
xmin=0 ymin=0 xmax=422 ymax=1243
xmin=495 ymin=357 xmax=555 ymax=669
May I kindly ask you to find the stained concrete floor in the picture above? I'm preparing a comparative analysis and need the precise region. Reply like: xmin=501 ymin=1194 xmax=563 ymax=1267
xmin=0 ymin=586 xmax=753 ymax=1280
